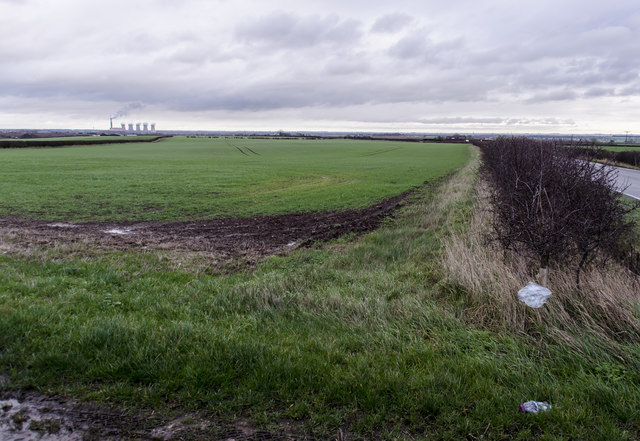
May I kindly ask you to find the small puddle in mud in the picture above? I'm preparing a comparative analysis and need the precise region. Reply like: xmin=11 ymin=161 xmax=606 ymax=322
xmin=103 ymin=228 xmax=133 ymax=235
xmin=0 ymin=397 xmax=81 ymax=441
xmin=0 ymin=393 xmax=193 ymax=441
xmin=46 ymin=223 xmax=77 ymax=228
xmin=0 ymin=393 xmax=303 ymax=440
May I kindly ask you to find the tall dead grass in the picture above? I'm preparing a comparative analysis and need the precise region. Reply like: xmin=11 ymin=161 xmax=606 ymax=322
xmin=443 ymin=179 xmax=640 ymax=349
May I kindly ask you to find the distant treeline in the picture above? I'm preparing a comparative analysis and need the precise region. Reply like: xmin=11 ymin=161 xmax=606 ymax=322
xmin=0 ymin=135 xmax=171 ymax=149
xmin=567 ymin=147 xmax=640 ymax=168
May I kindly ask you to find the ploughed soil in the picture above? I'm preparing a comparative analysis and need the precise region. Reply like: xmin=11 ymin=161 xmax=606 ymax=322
xmin=0 ymin=191 xmax=412 ymax=260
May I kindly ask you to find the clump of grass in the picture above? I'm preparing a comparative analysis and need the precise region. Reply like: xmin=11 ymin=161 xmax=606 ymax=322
xmin=443 ymin=179 xmax=640 ymax=350
xmin=29 ymin=418 xmax=62 ymax=435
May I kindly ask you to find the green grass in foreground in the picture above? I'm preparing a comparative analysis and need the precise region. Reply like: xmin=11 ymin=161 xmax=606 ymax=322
xmin=0 ymin=137 xmax=469 ymax=221
xmin=1 ymin=151 xmax=639 ymax=439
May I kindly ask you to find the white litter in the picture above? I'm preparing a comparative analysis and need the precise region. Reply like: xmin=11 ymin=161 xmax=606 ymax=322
xmin=520 ymin=401 xmax=552 ymax=413
xmin=517 ymin=282 xmax=552 ymax=308
xmin=46 ymin=222 xmax=77 ymax=228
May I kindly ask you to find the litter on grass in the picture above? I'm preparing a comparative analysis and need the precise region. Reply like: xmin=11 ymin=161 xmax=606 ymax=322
xmin=520 ymin=401 xmax=551 ymax=413
xmin=517 ymin=282 xmax=552 ymax=308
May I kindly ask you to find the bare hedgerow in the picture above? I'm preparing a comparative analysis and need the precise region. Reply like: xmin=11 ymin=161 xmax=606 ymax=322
xmin=479 ymin=137 xmax=637 ymax=288
xmin=443 ymin=178 xmax=640 ymax=348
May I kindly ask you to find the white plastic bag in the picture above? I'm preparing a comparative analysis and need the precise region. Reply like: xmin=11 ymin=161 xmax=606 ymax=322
xmin=517 ymin=282 xmax=552 ymax=308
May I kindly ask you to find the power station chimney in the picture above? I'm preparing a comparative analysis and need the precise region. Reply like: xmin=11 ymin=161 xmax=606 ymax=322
xmin=110 ymin=117 xmax=113 ymax=129
xmin=150 ymin=123 xmax=156 ymax=132
xmin=136 ymin=123 xmax=141 ymax=131
xmin=128 ymin=123 xmax=134 ymax=131
xmin=143 ymin=122 xmax=149 ymax=132
xmin=121 ymin=123 xmax=125 ymax=130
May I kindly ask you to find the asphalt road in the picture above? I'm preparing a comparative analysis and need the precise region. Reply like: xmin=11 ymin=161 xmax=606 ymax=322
xmin=613 ymin=165 xmax=640 ymax=201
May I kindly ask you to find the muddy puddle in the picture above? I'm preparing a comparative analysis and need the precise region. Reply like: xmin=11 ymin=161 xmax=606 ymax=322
xmin=0 ymin=391 xmax=307 ymax=440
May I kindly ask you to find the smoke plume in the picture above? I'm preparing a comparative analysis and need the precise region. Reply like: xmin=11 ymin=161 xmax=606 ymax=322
xmin=110 ymin=102 xmax=144 ymax=119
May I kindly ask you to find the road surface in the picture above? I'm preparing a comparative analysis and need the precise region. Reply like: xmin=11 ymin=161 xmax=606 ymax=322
xmin=613 ymin=165 xmax=640 ymax=201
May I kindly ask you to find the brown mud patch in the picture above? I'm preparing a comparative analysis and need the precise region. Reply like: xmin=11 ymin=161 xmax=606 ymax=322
xmin=0 ymin=390 xmax=310 ymax=440
xmin=0 ymin=191 xmax=411 ymax=260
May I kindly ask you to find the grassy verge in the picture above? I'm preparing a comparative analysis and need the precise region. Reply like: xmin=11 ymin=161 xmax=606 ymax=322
xmin=592 ymin=158 xmax=640 ymax=171
xmin=2 ymin=148 xmax=640 ymax=439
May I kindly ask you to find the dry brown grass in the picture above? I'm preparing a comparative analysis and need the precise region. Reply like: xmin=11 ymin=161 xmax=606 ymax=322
xmin=443 ymin=178 xmax=640 ymax=349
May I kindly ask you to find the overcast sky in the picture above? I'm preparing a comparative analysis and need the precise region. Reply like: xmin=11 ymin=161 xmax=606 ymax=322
xmin=1 ymin=0 xmax=639 ymax=134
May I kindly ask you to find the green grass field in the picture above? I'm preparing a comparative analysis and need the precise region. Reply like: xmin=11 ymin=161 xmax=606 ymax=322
xmin=0 ymin=137 xmax=470 ymax=221
xmin=1 ymin=143 xmax=640 ymax=439
xmin=603 ymin=145 xmax=640 ymax=152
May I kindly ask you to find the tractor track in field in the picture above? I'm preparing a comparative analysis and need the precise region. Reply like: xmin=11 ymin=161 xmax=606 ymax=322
xmin=225 ymin=140 xmax=260 ymax=156
xmin=0 ymin=191 xmax=412 ymax=259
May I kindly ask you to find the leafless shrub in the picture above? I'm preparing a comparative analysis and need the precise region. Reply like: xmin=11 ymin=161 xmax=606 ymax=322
xmin=443 ymin=179 xmax=640 ymax=348
xmin=479 ymin=137 xmax=637 ymax=287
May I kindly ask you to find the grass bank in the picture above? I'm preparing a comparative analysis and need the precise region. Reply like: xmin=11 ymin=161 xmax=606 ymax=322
xmin=2 ymin=149 xmax=640 ymax=439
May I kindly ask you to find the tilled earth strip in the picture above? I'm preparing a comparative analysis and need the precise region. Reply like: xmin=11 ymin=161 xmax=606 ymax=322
xmin=0 ymin=191 xmax=412 ymax=257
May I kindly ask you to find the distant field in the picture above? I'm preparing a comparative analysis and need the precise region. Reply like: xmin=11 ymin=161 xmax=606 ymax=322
xmin=603 ymin=145 xmax=640 ymax=152
xmin=0 ymin=137 xmax=470 ymax=221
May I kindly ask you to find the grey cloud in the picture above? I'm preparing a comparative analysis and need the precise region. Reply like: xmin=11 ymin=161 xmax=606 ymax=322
xmin=324 ymin=57 xmax=371 ymax=76
xmin=419 ymin=117 xmax=504 ymax=124
xmin=388 ymin=33 xmax=430 ymax=59
xmin=387 ymin=31 xmax=465 ymax=65
xmin=143 ymin=70 xmax=493 ymax=113
xmin=371 ymin=13 xmax=413 ymax=33
xmin=583 ymin=87 xmax=616 ymax=98
xmin=576 ymin=26 xmax=633 ymax=51
xmin=617 ymin=84 xmax=640 ymax=96
xmin=525 ymin=89 xmax=579 ymax=104
xmin=504 ymin=118 xmax=575 ymax=126
xmin=236 ymin=12 xmax=362 ymax=49
xmin=417 ymin=117 xmax=574 ymax=126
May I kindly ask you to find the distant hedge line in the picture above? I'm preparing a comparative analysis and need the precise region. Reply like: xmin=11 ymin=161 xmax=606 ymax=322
xmin=567 ymin=147 xmax=640 ymax=168
xmin=0 ymin=136 xmax=170 ymax=149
